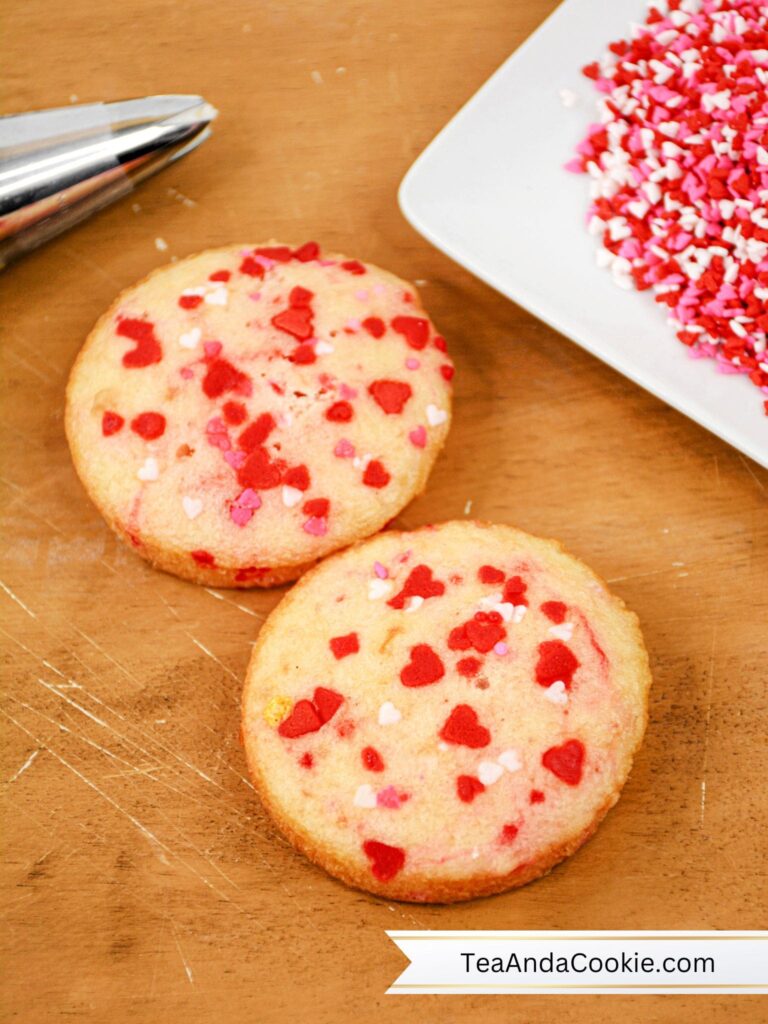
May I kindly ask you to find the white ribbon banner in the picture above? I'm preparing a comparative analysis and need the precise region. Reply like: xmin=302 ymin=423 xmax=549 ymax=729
xmin=386 ymin=930 xmax=768 ymax=994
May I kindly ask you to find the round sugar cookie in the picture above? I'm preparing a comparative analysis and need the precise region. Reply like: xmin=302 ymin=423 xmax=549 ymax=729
xmin=243 ymin=521 xmax=651 ymax=902
xmin=65 ymin=242 xmax=453 ymax=587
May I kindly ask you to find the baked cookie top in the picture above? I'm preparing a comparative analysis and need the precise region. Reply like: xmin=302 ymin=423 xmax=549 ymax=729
xmin=66 ymin=243 xmax=453 ymax=585
xmin=243 ymin=521 xmax=651 ymax=902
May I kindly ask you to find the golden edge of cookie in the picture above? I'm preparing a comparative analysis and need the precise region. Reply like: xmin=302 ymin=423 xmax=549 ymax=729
xmin=241 ymin=520 xmax=653 ymax=903
xmin=64 ymin=244 xmax=452 ymax=589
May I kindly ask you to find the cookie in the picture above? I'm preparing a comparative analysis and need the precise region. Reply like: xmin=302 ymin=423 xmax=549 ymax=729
xmin=65 ymin=243 xmax=453 ymax=587
xmin=242 ymin=521 xmax=651 ymax=902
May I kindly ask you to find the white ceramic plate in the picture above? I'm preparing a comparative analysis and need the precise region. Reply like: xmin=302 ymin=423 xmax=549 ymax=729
xmin=399 ymin=0 xmax=768 ymax=468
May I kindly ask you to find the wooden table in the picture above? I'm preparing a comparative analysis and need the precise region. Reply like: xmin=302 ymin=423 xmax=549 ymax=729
xmin=2 ymin=2 xmax=766 ymax=1021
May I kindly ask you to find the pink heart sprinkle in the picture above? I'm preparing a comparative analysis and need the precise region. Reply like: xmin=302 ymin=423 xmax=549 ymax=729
xmin=377 ymin=785 xmax=405 ymax=809
xmin=207 ymin=417 xmax=226 ymax=433
xmin=254 ymin=255 xmax=275 ymax=270
xmin=373 ymin=561 xmax=388 ymax=579
xmin=224 ymin=450 xmax=246 ymax=468
xmin=334 ymin=439 xmax=355 ymax=458
xmin=409 ymin=425 xmax=427 ymax=448
xmin=345 ymin=318 xmax=361 ymax=330
xmin=405 ymin=357 xmax=420 ymax=370
xmin=230 ymin=506 xmax=254 ymax=527
xmin=354 ymin=290 xmax=369 ymax=301
xmin=494 ymin=642 xmax=509 ymax=656
xmin=204 ymin=341 xmax=222 ymax=358
xmin=237 ymin=488 xmax=261 ymax=509
xmin=303 ymin=516 xmax=327 ymax=537
xmin=339 ymin=383 xmax=358 ymax=400
xmin=248 ymin=292 xmax=262 ymax=301
xmin=180 ymin=367 xmax=194 ymax=379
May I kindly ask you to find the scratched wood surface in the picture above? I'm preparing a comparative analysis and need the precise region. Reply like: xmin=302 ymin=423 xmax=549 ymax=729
xmin=2 ymin=1 xmax=767 ymax=1021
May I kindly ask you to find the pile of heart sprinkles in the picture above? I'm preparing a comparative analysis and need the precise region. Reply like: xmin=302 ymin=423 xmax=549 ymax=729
xmin=567 ymin=0 xmax=768 ymax=415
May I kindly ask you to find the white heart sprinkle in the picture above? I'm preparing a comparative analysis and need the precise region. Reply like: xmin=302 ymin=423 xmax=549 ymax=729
xmin=494 ymin=601 xmax=515 ymax=622
xmin=426 ymin=404 xmax=448 ymax=426
xmin=182 ymin=286 xmax=205 ymax=298
xmin=179 ymin=327 xmax=201 ymax=349
xmin=513 ymin=605 xmax=528 ymax=624
xmin=282 ymin=485 xmax=303 ymax=508
xmin=544 ymin=681 xmax=569 ymax=706
xmin=404 ymin=595 xmax=424 ymax=613
xmin=137 ymin=457 xmax=159 ymax=482
xmin=378 ymin=701 xmax=401 ymax=726
xmin=315 ymin=340 xmax=334 ymax=355
xmin=478 ymin=761 xmax=504 ymax=786
xmin=438 ymin=741 xmax=450 ymax=752
xmin=498 ymin=749 xmax=522 ymax=773
xmin=182 ymin=496 xmax=203 ymax=520
xmin=471 ymin=846 xmax=480 ymax=860
xmin=280 ymin=412 xmax=293 ymax=428
xmin=353 ymin=453 xmax=372 ymax=470
xmin=205 ymin=287 xmax=228 ymax=306
xmin=549 ymin=622 xmax=574 ymax=641
xmin=354 ymin=784 xmax=377 ymax=808
xmin=479 ymin=592 xmax=504 ymax=608
xmin=368 ymin=578 xmax=393 ymax=600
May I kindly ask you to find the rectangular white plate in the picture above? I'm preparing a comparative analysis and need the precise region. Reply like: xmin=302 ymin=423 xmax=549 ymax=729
xmin=399 ymin=0 xmax=768 ymax=468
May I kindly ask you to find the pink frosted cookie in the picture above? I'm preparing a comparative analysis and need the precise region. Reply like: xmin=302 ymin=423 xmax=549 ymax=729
xmin=243 ymin=521 xmax=651 ymax=902
xmin=65 ymin=242 xmax=453 ymax=587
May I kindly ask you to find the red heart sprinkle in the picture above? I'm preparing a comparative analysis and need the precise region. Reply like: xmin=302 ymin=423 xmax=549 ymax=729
xmin=237 ymin=447 xmax=282 ymax=490
xmin=388 ymin=564 xmax=446 ymax=609
xmin=203 ymin=358 xmax=251 ymax=399
xmin=457 ymin=657 xmax=482 ymax=678
xmin=530 ymin=789 xmax=545 ymax=804
xmin=363 ymin=460 xmax=390 ymax=488
xmin=130 ymin=411 xmax=166 ymax=440
xmin=326 ymin=400 xmax=353 ymax=422
xmin=465 ymin=612 xmax=506 ymax=654
xmin=535 ymin=640 xmax=579 ymax=688
xmin=501 ymin=824 xmax=519 ymax=843
xmin=254 ymin=246 xmax=292 ymax=262
xmin=440 ymin=364 xmax=454 ymax=381
xmin=278 ymin=699 xmax=323 ymax=738
xmin=116 ymin=317 xmax=162 ymax=368
xmin=178 ymin=294 xmax=204 ymax=309
xmin=478 ymin=565 xmax=505 ymax=584
xmin=439 ymin=704 xmax=491 ymax=748
xmin=190 ymin=550 xmax=215 ymax=566
xmin=101 ymin=411 xmax=124 ymax=436
xmin=541 ymin=601 xmax=567 ymax=624
xmin=290 ymin=344 xmax=316 ymax=364
xmin=293 ymin=241 xmax=320 ymax=262
xmin=313 ymin=687 xmax=344 ymax=723
xmin=368 ymin=379 xmax=413 ymax=415
xmin=400 ymin=644 xmax=445 ymax=687
xmin=503 ymin=575 xmax=528 ymax=605
xmin=239 ymin=413 xmax=276 ymax=451
xmin=457 ymin=775 xmax=485 ymax=803
xmin=283 ymin=464 xmax=310 ymax=491
xmin=433 ymin=336 xmax=448 ymax=352
xmin=299 ymin=752 xmax=314 ymax=768
xmin=272 ymin=306 xmax=314 ymax=340
xmin=239 ymin=256 xmax=264 ymax=278
xmin=447 ymin=624 xmax=472 ymax=651
xmin=362 ymin=746 xmax=385 ymax=772
xmin=304 ymin=498 xmax=330 ymax=518
xmin=289 ymin=286 xmax=313 ymax=307
xmin=542 ymin=740 xmax=585 ymax=785
xmin=341 ymin=259 xmax=366 ymax=275
xmin=209 ymin=270 xmax=231 ymax=282
xmin=362 ymin=840 xmax=405 ymax=881
xmin=391 ymin=315 xmax=429 ymax=350
xmin=223 ymin=401 xmax=247 ymax=425
xmin=362 ymin=317 xmax=385 ymax=338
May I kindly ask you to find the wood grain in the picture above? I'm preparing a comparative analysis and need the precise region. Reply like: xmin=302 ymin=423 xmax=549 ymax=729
xmin=1 ymin=1 xmax=766 ymax=1021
